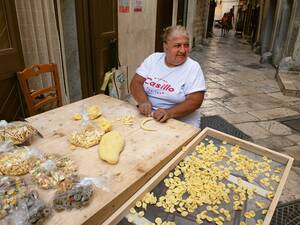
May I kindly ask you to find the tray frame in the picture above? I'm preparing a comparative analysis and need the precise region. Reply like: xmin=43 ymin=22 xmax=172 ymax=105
xmin=103 ymin=127 xmax=294 ymax=225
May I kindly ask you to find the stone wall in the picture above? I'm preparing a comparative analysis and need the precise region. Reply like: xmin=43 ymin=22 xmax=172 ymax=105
xmin=291 ymin=2 xmax=300 ymax=65
xmin=278 ymin=0 xmax=300 ymax=70
xmin=186 ymin=0 xmax=196 ymax=48
xmin=258 ymin=0 xmax=300 ymax=70
xmin=61 ymin=0 xmax=82 ymax=102
xmin=193 ymin=0 xmax=210 ymax=45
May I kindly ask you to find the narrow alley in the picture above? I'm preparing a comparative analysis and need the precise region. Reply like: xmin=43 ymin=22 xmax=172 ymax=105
xmin=191 ymin=29 xmax=300 ymax=203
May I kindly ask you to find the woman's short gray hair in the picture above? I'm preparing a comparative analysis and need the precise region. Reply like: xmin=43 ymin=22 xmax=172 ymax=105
xmin=162 ymin=25 xmax=189 ymax=43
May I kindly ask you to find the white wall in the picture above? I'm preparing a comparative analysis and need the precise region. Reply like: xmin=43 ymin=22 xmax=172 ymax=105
xmin=118 ymin=0 xmax=157 ymax=82
xmin=214 ymin=0 xmax=239 ymax=20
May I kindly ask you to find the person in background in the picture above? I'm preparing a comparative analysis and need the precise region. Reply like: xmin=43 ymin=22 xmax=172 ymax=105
xmin=221 ymin=13 xmax=228 ymax=37
xmin=227 ymin=7 xmax=234 ymax=32
xmin=130 ymin=25 xmax=206 ymax=128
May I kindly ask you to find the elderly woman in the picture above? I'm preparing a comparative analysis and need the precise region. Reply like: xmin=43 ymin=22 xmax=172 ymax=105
xmin=130 ymin=25 xmax=206 ymax=128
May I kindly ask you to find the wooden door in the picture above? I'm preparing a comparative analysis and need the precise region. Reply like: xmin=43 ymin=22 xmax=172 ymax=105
xmin=76 ymin=0 xmax=118 ymax=97
xmin=0 ymin=0 xmax=24 ymax=121
xmin=155 ymin=0 xmax=173 ymax=52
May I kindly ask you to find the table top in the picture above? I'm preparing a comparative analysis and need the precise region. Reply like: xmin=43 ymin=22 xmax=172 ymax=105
xmin=26 ymin=94 xmax=200 ymax=225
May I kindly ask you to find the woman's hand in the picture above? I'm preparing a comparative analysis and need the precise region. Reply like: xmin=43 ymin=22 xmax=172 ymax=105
xmin=153 ymin=108 xmax=172 ymax=122
xmin=138 ymin=102 xmax=152 ymax=116
xmin=130 ymin=74 xmax=153 ymax=116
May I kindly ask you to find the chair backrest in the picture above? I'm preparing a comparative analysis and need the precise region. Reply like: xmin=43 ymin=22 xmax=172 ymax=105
xmin=17 ymin=63 xmax=63 ymax=116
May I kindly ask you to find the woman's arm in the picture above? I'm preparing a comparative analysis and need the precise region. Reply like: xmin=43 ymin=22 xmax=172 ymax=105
xmin=153 ymin=91 xmax=205 ymax=122
xmin=130 ymin=74 xmax=152 ymax=116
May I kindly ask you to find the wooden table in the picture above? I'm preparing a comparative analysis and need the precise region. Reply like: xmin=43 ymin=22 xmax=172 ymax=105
xmin=26 ymin=94 xmax=200 ymax=225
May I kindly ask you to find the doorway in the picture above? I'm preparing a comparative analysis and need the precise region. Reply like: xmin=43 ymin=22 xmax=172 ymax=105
xmin=177 ymin=0 xmax=188 ymax=26
xmin=76 ymin=0 xmax=118 ymax=97
xmin=155 ymin=0 xmax=173 ymax=52
xmin=0 ymin=0 xmax=25 ymax=121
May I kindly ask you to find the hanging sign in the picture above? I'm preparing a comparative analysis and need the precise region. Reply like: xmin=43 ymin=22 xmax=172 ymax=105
xmin=133 ymin=0 xmax=143 ymax=12
xmin=119 ymin=0 xmax=129 ymax=13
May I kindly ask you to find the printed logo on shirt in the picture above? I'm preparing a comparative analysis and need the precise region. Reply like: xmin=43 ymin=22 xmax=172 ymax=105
xmin=144 ymin=77 xmax=175 ymax=94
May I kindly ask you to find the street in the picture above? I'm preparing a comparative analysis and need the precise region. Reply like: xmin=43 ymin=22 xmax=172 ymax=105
xmin=191 ymin=29 xmax=300 ymax=203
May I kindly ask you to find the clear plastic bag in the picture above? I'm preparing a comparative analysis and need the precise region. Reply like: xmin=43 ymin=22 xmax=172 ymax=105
xmin=7 ymin=190 xmax=51 ymax=225
xmin=30 ymin=153 xmax=78 ymax=189
xmin=0 ymin=145 xmax=42 ymax=176
xmin=72 ymin=105 xmax=102 ymax=121
xmin=0 ymin=176 xmax=27 ymax=220
xmin=69 ymin=112 xmax=104 ymax=148
xmin=0 ymin=120 xmax=8 ymax=143
xmin=0 ymin=121 xmax=38 ymax=145
xmin=53 ymin=176 xmax=108 ymax=211
xmin=0 ymin=141 xmax=15 ymax=153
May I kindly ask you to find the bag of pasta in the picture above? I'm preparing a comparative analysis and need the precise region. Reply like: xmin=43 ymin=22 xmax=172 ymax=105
xmin=0 ymin=143 xmax=41 ymax=176
xmin=0 ymin=120 xmax=38 ymax=145
xmin=53 ymin=176 xmax=108 ymax=211
xmin=0 ymin=176 xmax=27 ymax=220
xmin=6 ymin=190 xmax=51 ymax=225
xmin=68 ymin=112 xmax=104 ymax=149
xmin=30 ymin=153 xmax=78 ymax=189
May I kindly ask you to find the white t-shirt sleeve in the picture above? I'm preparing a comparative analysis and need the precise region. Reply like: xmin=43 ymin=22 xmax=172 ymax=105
xmin=136 ymin=53 xmax=156 ymax=78
xmin=183 ymin=63 xmax=206 ymax=94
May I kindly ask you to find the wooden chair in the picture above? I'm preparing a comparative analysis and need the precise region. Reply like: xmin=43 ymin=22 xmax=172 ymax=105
xmin=17 ymin=64 xmax=63 ymax=116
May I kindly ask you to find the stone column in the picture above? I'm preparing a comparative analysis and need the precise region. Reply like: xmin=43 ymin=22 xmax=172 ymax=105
xmin=272 ymin=0 xmax=293 ymax=65
xmin=256 ymin=0 xmax=265 ymax=43
xmin=61 ymin=0 xmax=81 ymax=102
xmin=260 ymin=0 xmax=277 ymax=54
xmin=270 ymin=0 xmax=282 ymax=50
xmin=192 ymin=0 xmax=210 ymax=45
xmin=291 ymin=1 xmax=300 ymax=66
xmin=172 ymin=0 xmax=178 ymax=26
xmin=279 ymin=0 xmax=300 ymax=71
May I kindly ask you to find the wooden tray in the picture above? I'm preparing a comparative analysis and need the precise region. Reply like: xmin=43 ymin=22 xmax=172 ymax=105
xmin=104 ymin=127 xmax=294 ymax=225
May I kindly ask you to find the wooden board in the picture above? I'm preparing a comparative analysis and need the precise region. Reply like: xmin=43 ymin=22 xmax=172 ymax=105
xmin=104 ymin=127 xmax=294 ymax=225
xmin=26 ymin=94 xmax=200 ymax=225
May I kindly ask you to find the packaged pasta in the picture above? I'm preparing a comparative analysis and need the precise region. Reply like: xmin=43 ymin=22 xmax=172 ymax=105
xmin=72 ymin=105 xmax=102 ymax=121
xmin=0 ymin=120 xmax=39 ymax=145
xmin=0 ymin=143 xmax=41 ymax=176
xmin=30 ymin=154 xmax=78 ymax=189
xmin=6 ymin=190 xmax=51 ymax=225
xmin=0 ymin=176 xmax=27 ymax=219
xmin=53 ymin=176 xmax=108 ymax=211
xmin=69 ymin=113 xmax=104 ymax=148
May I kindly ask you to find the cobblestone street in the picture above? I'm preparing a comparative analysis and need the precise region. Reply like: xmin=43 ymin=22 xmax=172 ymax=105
xmin=191 ymin=29 xmax=300 ymax=203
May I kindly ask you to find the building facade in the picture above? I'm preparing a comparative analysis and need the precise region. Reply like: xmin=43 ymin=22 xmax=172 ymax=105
xmin=240 ymin=0 xmax=300 ymax=71
xmin=12 ymin=0 xmax=210 ymax=104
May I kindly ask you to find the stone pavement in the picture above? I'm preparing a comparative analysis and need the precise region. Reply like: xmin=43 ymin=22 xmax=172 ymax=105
xmin=190 ymin=29 xmax=300 ymax=203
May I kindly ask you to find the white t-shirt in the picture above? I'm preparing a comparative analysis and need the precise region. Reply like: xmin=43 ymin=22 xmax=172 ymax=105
xmin=136 ymin=52 xmax=206 ymax=127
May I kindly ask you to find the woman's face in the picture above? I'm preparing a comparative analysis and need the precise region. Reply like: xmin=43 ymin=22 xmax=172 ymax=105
xmin=163 ymin=35 xmax=190 ymax=67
